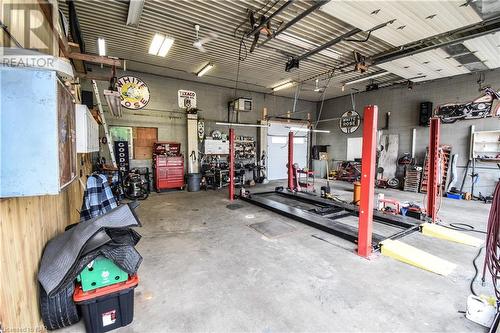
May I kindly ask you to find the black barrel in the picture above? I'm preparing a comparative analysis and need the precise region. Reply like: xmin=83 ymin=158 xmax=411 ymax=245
xmin=187 ymin=173 xmax=201 ymax=192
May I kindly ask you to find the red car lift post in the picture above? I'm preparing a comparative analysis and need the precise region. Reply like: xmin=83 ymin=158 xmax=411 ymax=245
xmin=358 ymin=105 xmax=378 ymax=258
xmin=426 ymin=117 xmax=440 ymax=223
xmin=288 ymin=131 xmax=294 ymax=190
xmin=229 ymin=128 xmax=235 ymax=201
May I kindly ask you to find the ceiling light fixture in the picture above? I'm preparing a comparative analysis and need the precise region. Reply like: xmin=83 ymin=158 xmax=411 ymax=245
xmin=126 ymin=0 xmax=145 ymax=27
xmin=289 ymin=127 xmax=330 ymax=133
xmin=272 ymin=81 xmax=295 ymax=92
xmin=314 ymin=78 xmax=321 ymax=92
xmin=197 ymin=63 xmax=214 ymax=77
xmin=276 ymin=33 xmax=341 ymax=60
xmin=149 ymin=34 xmax=174 ymax=57
xmin=345 ymin=72 xmax=388 ymax=85
xmin=97 ymin=38 xmax=106 ymax=56
xmin=215 ymin=122 xmax=268 ymax=128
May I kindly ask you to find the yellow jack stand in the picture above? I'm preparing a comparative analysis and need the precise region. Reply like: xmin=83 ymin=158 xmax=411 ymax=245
xmin=380 ymin=239 xmax=456 ymax=276
xmin=421 ymin=223 xmax=483 ymax=247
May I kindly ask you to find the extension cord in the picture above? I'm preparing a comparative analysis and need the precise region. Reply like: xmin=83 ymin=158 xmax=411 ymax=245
xmin=465 ymin=294 xmax=497 ymax=327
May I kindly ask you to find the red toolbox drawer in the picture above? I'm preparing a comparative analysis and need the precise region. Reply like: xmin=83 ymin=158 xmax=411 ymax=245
xmin=155 ymin=156 xmax=184 ymax=190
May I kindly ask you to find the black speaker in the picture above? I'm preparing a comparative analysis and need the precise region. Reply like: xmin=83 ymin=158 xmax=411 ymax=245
xmin=81 ymin=90 xmax=93 ymax=109
xmin=419 ymin=102 xmax=433 ymax=126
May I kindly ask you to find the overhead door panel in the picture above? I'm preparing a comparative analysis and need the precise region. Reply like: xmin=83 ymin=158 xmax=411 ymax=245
xmin=267 ymin=122 xmax=308 ymax=180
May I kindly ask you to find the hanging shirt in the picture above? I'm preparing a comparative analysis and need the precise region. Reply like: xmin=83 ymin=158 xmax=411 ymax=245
xmin=80 ymin=174 xmax=118 ymax=222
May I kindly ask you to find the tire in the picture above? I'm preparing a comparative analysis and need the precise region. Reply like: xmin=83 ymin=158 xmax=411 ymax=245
xmin=387 ymin=178 xmax=400 ymax=189
xmin=40 ymin=283 xmax=80 ymax=330
xmin=139 ymin=189 xmax=149 ymax=200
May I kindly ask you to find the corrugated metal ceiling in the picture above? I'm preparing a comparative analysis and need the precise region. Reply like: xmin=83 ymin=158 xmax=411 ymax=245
xmin=58 ymin=0 xmax=494 ymax=101
xmin=320 ymin=0 xmax=482 ymax=46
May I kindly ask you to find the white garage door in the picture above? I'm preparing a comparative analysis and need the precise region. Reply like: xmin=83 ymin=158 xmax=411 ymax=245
xmin=267 ymin=122 xmax=308 ymax=180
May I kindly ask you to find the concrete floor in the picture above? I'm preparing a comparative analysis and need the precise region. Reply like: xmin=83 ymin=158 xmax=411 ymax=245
xmin=64 ymin=180 xmax=494 ymax=332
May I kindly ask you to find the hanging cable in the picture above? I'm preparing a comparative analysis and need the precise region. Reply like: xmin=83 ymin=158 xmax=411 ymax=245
xmin=482 ymin=182 xmax=500 ymax=301
xmin=314 ymin=75 xmax=333 ymax=129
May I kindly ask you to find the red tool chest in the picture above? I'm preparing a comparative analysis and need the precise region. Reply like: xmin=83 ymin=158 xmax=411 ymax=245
xmin=153 ymin=142 xmax=185 ymax=191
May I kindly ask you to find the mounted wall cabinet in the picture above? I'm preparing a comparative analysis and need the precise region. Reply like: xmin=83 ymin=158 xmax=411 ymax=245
xmin=0 ymin=67 xmax=77 ymax=197
xmin=75 ymin=104 xmax=99 ymax=153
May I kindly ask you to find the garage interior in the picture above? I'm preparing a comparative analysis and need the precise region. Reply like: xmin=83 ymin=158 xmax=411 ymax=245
xmin=1 ymin=0 xmax=500 ymax=332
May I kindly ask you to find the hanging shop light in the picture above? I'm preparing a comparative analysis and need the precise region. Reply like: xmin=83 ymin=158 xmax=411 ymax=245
xmin=289 ymin=127 xmax=330 ymax=133
xmin=272 ymin=81 xmax=296 ymax=92
xmin=345 ymin=72 xmax=388 ymax=85
xmin=97 ymin=38 xmax=106 ymax=56
xmin=197 ymin=63 xmax=214 ymax=77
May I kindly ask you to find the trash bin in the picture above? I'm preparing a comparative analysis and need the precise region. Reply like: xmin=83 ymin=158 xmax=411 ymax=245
xmin=187 ymin=173 xmax=201 ymax=192
xmin=73 ymin=275 xmax=139 ymax=333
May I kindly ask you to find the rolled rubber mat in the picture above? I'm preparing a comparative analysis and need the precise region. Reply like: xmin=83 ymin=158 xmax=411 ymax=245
xmin=38 ymin=204 xmax=141 ymax=296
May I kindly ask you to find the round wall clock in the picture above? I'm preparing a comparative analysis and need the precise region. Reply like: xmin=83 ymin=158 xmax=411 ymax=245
xmin=116 ymin=76 xmax=150 ymax=110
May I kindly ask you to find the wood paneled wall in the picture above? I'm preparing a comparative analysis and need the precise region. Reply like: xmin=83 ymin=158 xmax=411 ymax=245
xmin=0 ymin=154 xmax=93 ymax=331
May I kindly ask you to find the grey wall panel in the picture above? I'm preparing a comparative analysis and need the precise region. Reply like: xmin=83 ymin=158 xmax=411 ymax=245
xmin=83 ymin=66 xmax=317 ymax=169
xmin=316 ymin=69 xmax=500 ymax=195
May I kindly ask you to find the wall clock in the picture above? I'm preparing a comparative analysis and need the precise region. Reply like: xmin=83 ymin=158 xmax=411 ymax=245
xmin=116 ymin=76 xmax=150 ymax=110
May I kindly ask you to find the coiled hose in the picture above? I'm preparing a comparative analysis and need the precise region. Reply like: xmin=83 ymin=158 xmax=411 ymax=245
xmin=482 ymin=182 xmax=500 ymax=301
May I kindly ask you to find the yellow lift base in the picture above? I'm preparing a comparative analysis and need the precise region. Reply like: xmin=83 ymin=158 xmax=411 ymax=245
xmin=380 ymin=239 xmax=457 ymax=276
xmin=421 ymin=223 xmax=483 ymax=247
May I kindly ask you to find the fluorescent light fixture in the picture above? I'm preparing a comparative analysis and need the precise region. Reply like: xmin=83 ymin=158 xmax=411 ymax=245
xmin=97 ymin=38 xmax=106 ymax=56
xmin=345 ymin=72 xmax=389 ymax=85
xmin=276 ymin=32 xmax=341 ymax=60
xmin=276 ymin=32 xmax=313 ymax=50
xmin=215 ymin=122 xmax=268 ymax=128
xmin=158 ymin=37 xmax=174 ymax=57
xmin=314 ymin=78 xmax=320 ymax=92
xmin=197 ymin=63 xmax=214 ymax=77
xmin=149 ymin=34 xmax=174 ymax=57
xmin=272 ymin=81 xmax=295 ymax=91
xmin=126 ymin=0 xmax=144 ymax=27
xmin=289 ymin=127 xmax=330 ymax=133
xmin=149 ymin=34 xmax=164 ymax=55
xmin=318 ymin=48 xmax=341 ymax=60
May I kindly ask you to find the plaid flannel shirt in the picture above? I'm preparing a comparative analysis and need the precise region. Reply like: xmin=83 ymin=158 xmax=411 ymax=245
xmin=80 ymin=174 xmax=118 ymax=222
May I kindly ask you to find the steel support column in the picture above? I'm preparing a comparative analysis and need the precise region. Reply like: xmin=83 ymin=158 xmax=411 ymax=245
xmin=358 ymin=105 xmax=378 ymax=257
xmin=288 ymin=131 xmax=294 ymax=190
xmin=427 ymin=117 xmax=440 ymax=223
xmin=229 ymin=128 xmax=235 ymax=200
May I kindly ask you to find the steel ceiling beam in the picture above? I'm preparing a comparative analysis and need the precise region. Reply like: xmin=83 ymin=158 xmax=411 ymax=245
xmin=259 ymin=0 xmax=331 ymax=48
xmin=297 ymin=20 xmax=395 ymax=61
xmin=245 ymin=0 xmax=294 ymax=38
xmin=373 ymin=15 xmax=500 ymax=65
xmin=299 ymin=15 xmax=500 ymax=85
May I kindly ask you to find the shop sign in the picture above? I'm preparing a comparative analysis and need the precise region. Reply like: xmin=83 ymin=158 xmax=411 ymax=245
xmin=339 ymin=110 xmax=360 ymax=134
xmin=117 ymin=76 xmax=150 ymax=109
